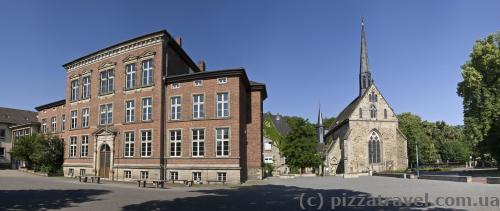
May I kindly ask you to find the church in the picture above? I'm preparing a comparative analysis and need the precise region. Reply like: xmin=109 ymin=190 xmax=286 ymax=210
xmin=319 ymin=20 xmax=408 ymax=175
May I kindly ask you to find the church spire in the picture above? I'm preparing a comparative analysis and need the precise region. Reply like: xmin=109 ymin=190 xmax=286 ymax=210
xmin=317 ymin=104 xmax=324 ymax=143
xmin=359 ymin=17 xmax=372 ymax=96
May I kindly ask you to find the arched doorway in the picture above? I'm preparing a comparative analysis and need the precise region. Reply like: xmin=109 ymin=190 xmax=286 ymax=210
xmin=99 ymin=144 xmax=111 ymax=178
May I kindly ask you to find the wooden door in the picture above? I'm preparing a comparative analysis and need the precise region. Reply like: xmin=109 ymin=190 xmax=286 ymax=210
xmin=99 ymin=145 xmax=111 ymax=178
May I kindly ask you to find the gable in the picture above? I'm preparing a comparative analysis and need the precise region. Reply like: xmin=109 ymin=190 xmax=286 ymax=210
xmin=348 ymin=84 xmax=398 ymax=121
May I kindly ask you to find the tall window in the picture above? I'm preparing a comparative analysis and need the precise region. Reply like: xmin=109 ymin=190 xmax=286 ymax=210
xmin=170 ymin=171 xmax=179 ymax=181
xmin=140 ymin=171 xmax=149 ymax=179
xmin=81 ymin=135 xmax=89 ymax=157
xmin=71 ymin=79 xmax=79 ymax=101
xmin=124 ymin=132 xmax=134 ymax=157
xmin=51 ymin=116 xmax=57 ymax=133
xmin=370 ymin=105 xmax=377 ymax=119
xmin=216 ymin=128 xmax=230 ymax=156
xmin=69 ymin=136 xmax=77 ymax=157
xmin=217 ymin=172 xmax=227 ymax=182
xmin=0 ymin=147 xmax=5 ymax=158
xmin=82 ymin=76 xmax=91 ymax=99
xmin=0 ymin=129 xmax=5 ymax=140
xmin=70 ymin=111 xmax=77 ymax=129
xmin=192 ymin=129 xmax=205 ymax=157
xmin=125 ymin=100 xmax=135 ymax=123
xmin=142 ymin=59 xmax=153 ymax=86
xmin=192 ymin=172 xmax=201 ymax=181
xmin=170 ymin=96 xmax=181 ymax=120
xmin=82 ymin=108 xmax=89 ymax=128
xmin=125 ymin=63 xmax=136 ymax=89
xmin=142 ymin=98 xmax=152 ymax=121
xmin=100 ymin=104 xmax=113 ymax=125
xmin=216 ymin=93 xmax=229 ymax=117
xmin=368 ymin=132 xmax=381 ymax=164
xmin=359 ymin=108 xmax=363 ymax=118
xmin=141 ymin=130 xmax=152 ymax=157
xmin=42 ymin=119 xmax=47 ymax=133
xmin=99 ymin=69 xmax=114 ymax=95
xmin=61 ymin=115 xmax=66 ymax=131
xmin=193 ymin=94 xmax=204 ymax=119
xmin=170 ymin=130 xmax=181 ymax=157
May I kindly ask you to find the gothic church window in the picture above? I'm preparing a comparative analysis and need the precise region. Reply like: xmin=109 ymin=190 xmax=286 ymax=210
xmin=384 ymin=109 xmax=387 ymax=119
xmin=359 ymin=108 xmax=362 ymax=118
xmin=370 ymin=105 xmax=377 ymax=118
xmin=368 ymin=132 xmax=381 ymax=163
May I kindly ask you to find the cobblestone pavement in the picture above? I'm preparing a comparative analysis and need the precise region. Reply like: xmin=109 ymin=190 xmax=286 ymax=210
xmin=1 ymin=170 xmax=499 ymax=211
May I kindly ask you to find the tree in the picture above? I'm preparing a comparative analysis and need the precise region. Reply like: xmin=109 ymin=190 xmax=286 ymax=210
xmin=281 ymin=116 xmax=322 ymax=173
xmin=11 ymin=134 xmax=38 ymax=169
xmin=398 ymin=113 xmax=440 ymax=164
xmin=457 ymin=32 xmax=500 ymax=163
xmin=11 ymin=133 xmax=64 ymax=173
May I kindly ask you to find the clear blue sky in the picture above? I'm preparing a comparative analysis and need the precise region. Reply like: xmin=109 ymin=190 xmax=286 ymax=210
xmin=1 ymin=0 xmax=499 ymax=125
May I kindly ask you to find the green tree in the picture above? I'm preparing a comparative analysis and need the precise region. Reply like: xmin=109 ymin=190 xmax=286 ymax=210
xmin=281 ymin=116 xmax=322 ymax=173
xmin=457 ymin=32 xmax=500 ymax=163
xmin=398 ymin=113 xmax=440 ymax=164
xmin=11 ymin=133 xmax=64 ymax=173
xmin=11 ymin=134 xmax=38 ymax=169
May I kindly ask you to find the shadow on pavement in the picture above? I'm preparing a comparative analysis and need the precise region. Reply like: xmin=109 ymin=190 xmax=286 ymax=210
xmin=0 ymin=189 xmax=110 ymax=210
xmin=122 ymin=184 xmax=461 ymax=211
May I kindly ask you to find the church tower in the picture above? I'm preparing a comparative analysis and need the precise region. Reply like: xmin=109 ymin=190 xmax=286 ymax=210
xmin=317 ymin=105 xmax=324 ymax=144
xmin=359 ymin=18 xmax=372 ymax=96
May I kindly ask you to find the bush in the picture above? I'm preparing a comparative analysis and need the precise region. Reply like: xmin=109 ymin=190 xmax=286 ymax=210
xmin=12 ymin=134 xmax=64 ymax=174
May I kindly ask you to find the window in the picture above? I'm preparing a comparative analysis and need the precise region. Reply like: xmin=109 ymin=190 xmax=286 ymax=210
xmin=142 ymin=98 xmax=152 ymax=121
xmin=141 ymin=130 xmax=152 ymax=157
xmin=142 ymin=59 xmax=154 ymax=86
xmin=125 ymin=63 xmax=136 ymax=89
xmin=71 ymin=79 xmax=79 ymax=101
xmin=192 ymin=129 xmax=205 ymax=157
xmin=0 ymin=129 xmax=5 ymax=140
xmin=217 ymin=77 xmax=227 ymax=84
xmin=140 ymin=171 xmax=149 ymax=179
xmin=368 ymin=132 xmax=381 ymax=164
xmin=369 ymin=91 xmax=378 ymax=102
xmin=80 ymin=169 xmax=86 ymax=176
xmin=192 ymin=94 xmax=204 ymax=119
xmin=82 ymin=76 xmax=91 ymax=99
xmin=193 ymin=80 xmax=203 ymax=86
xmin=68 ymin=168 xmax=74 ymax=176
xmin=69 ymin=136 xmax=77 ymax=157
xmin=370 ymin=105 xmax=377 ymax=119
xmin=359 ymin=108 xmax=363 ymax=118
xmin=171 ymin=83 xmax=180 ymax=89
xmin=264 ymin=156 xmax=273 ymax=164
xmin=216 ymin=93 xmax=229 ymax=117
xmin=70 ymin=110 xmax=78 ymax=129
xmin=125 ymin=100 xmax=135 ymax=123
xmin=384 ymin=109 xmax=388 ymax=119
xmin=51 ymin=116 xmax=57 ymax=133
xmin=81 ymin=135 xmax=89 ymax=157
xmin=100 ymin=104 xmax=113 ymax=125
xmin=82 ymin=108 xmax=89 ymax=128
xmin=61 ymin=115 xmax=66 ymax=131
xmin=42 ymin=119 xmax=47 ymax=133
xmin=170 ymin=96 xmax=181 ymax=120
xmin=217 ymin=172 xmax=227 ymax=182
xmin=124 ymin=132 xmax=134 ymax=157
xmin=124 ymin=170 xmax=132 ymax=179
xmin=170 ymin=130 xmax=181 ymax=157
xmin=170 ymin=171 xmax=179 ymax=181
xmin=216 ymin=128 xmax=230 ymax=157
xmin=264 ymin=142 xmax=272 ymax=150
xmin=99 ymin=69 xmax=114 ymax=95
xmin=0 ymin=147 xmax=5 ymax=158
xmin=192 ymin=172 xmax=201 ymax=181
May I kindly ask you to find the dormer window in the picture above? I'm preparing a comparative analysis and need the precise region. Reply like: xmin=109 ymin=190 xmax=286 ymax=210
xmin=171 ymin=83 xmax=180 ymax=89
xmin=194 ymin=80 xmax=203 ymax=87
xmin=217 ymin=77 xmax=227 ymax=84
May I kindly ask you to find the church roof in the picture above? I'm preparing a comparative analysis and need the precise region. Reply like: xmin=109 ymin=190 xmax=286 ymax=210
xmin=326 ymin=96 xmax=362 ymax=133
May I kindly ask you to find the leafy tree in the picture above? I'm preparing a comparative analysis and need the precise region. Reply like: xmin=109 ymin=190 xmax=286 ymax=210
xmin=263 ymin=112 xmax=285 ymax=149
xmin=11 ymin=133 xmax=64 ymax=173
xmin=457 ymin=32 xmax=500 ymax=163
xmin=398 ymin=113 xmax=440 ymax=164
xmin=11 ymin=134 xmax=38 ymax=169
xmin=323 ymin=117 xmax=336 ymax=129
xmin=281 ymin=116 xmax=322 ymax=173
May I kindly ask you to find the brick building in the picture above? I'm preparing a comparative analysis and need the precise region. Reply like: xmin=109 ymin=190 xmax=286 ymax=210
xmin=35 ymin=30 xmax=267 ymax=183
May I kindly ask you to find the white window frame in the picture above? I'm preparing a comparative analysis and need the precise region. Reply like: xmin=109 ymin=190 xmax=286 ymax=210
xmin=99 ymin=69 xmax=114 ymax=95
xmin=70 ymin=110 xmax=78 ymax=129
xmin=81 ymin=135 xmax=89 ymax=157
xmin=125 ymin=100 xmax=135 ymax=123
xmin=142 ymin=97 xmax=152 ymax=121
xmin=170 ymin=171 xmax=179 ymax=181
xmin=192 ymin=94 xmax=204 ymax=119
xmin=61 ymin=114 xmax=66 ymax=131
xmin=264 ymin=142 xmax=272 ymax=151
xmin=217 ymin=172 xmax=227 ymax=182
xmin=264 ymin=156 xmax=273 ymax=164
xmin=170 ymin=130 xmax=181 ymax=157
xmin=171 ymin=83 xmax=180 ymax=89
xmin=217 ymin=77 xmax=227 ymax=84
xmin=192 ymin=171 xmax=202 ymax=181
xmin=192 ymin=129 xmax=205 ymax=157
xmin=82 ymin=108 xmax=89 ymax=128
xmin=51 ymin=116 xmax=57 ymax=133
xmin=100 ymin=104 xmax=113 ymax=125
xmin=125 ymin=63 xmax=136 ymax=89
xmin=82 ymin=75 xmax=91 ymax=99
xmin=124 ymin=170 xmax=132 ymax=179
xmin=42 ymin=119 xmax=47 ymax=133
xmin=193 ymin=80 xmax=203 ymax=87
xmin=141 ymin=130 xmax=152 ymax=157
xmin=170 ymin=96 xmax=181 ymax=120
xmin=124 ymin=131 xmax=135 ymax=157
xmin=216 ymin=93 xmax=229 ymax=118
xmin=140 ymin=171 xmax=149 ymax=179
xmin=69 ymin=136 xmax=77 ymax=157
xmin=71 ymin=79 xmax=79 ymax=101
xmin=142 ymin=59 xmax=154 ymax=86
xmin=216 ymin=128 xmax=230 ymax=157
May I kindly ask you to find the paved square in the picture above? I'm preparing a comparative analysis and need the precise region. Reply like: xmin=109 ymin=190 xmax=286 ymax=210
xmin=0 ymin=170 xmax=499 ymax=210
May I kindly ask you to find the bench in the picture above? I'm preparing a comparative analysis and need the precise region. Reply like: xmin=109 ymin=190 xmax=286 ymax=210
xmin=136 ymin=180 xmax=147 ymax=188
xmin=89 ymin=176 xmax=101 ymax=183
xmin=207 ymin=180 xmax=226 ymax=185
xmin=78 ymin=175 xmax=88 ymax=182
xmin=152 ymin=180 xmax=165 ymax=188
xmin=170 ymin=179 xmax=193 ymax=187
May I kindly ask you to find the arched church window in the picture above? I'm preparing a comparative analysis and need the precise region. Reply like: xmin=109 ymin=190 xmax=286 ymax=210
xmin=368 ymin=131 xmax=381 ymax=163
xmin=384 ymin=109 xmax=387 ymax=119
xmin=359 ymin=108 xmax=362 ymax=118
xmin=370 ymin=105 xmax=377 ymax=118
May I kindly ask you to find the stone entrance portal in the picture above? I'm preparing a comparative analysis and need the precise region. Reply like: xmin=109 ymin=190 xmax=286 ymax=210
xmin=99 ymin=144 xmax=111 ymax=177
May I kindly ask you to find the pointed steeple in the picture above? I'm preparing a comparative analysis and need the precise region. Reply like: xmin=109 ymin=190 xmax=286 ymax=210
xmin=317 ymin=104 xmax=324 ymax=143
xmin=359 ymin=17 xmax=372 ymax=96
xmin=317 ymin=104 xmax=324 ymax=127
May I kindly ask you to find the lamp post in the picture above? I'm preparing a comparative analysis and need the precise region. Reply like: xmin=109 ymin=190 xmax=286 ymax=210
xmin=416 ymin=141 xmax=420 ymax=177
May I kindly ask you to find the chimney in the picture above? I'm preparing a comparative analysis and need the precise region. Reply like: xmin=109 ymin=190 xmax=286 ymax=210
xmin=175 ymin=36 xmax=182 ymax=47
xmin=197 ymin=60 xmax=206 ymax=72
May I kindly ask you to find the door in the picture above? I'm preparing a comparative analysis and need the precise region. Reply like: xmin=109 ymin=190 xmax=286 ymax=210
xmin=99 ymin=144 xmax=111 ymax=178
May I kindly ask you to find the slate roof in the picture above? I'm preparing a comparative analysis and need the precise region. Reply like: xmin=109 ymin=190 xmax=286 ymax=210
xmin=35 ymin=99 xmax=66 ymax=111
xmin=0 ymin=107 xmax=38 ymax=125
xmin=270 ymin=114 xmax=291 ymax=136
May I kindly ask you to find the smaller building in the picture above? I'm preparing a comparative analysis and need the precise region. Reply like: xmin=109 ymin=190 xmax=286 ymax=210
xmin=0 ymin=107 xmax=38 ymax=169
xmin=263 ymin=113 xmax=290 ymax=176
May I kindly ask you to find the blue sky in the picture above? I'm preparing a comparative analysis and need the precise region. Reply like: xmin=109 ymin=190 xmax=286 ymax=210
xmin=1 ymin=0 xmax=499 ymax=125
